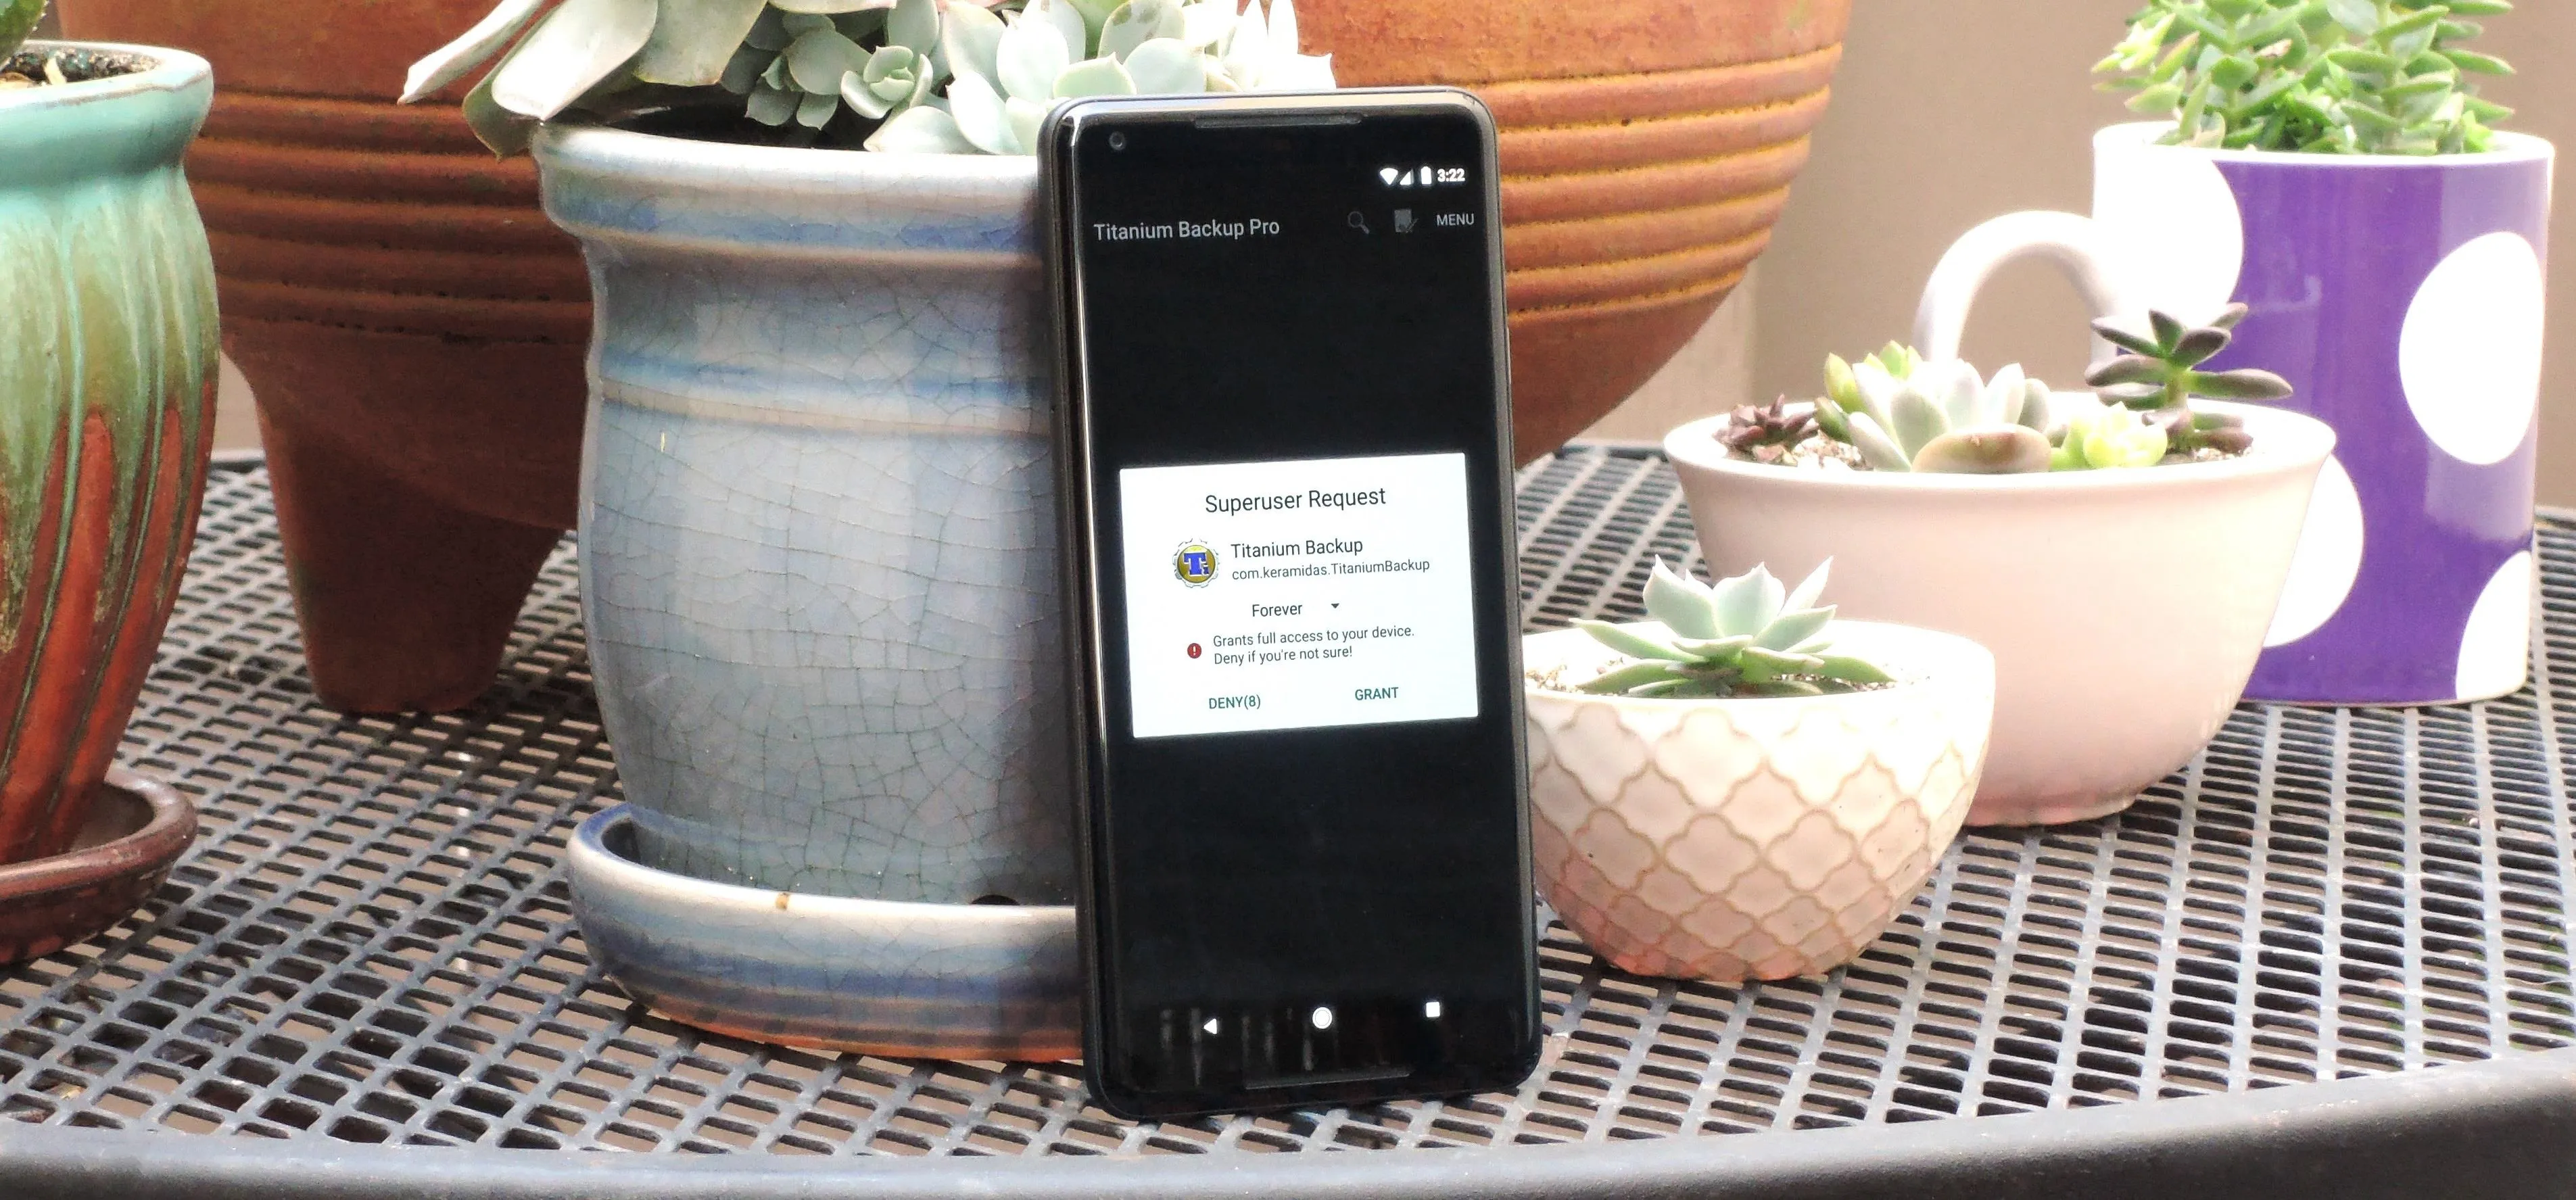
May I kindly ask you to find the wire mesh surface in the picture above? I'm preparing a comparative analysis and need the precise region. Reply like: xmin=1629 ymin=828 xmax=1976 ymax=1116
xmin=1 ymin=447 xmax=2570 ymax=1158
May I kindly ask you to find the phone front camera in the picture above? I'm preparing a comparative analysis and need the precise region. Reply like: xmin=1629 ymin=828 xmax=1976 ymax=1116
xmin=1108 ymin=132 xmax=1128 ymax=151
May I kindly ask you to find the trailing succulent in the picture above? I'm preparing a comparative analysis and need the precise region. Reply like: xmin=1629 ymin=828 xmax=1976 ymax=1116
xmin=404 ymin=0 xmax=1334 ymax=156
xmin=1570 ymin=559 xmax=1893 ymax=700
xmin=2096 ymin=0 xmax=2517 ymax=155
xmin=1725 ymin=306 xmax=2294 ymax=475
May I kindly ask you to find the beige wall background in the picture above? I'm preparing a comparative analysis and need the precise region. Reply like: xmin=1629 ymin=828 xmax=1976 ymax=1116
xmin=1738 ymin=0 xmax=2575 ymax=500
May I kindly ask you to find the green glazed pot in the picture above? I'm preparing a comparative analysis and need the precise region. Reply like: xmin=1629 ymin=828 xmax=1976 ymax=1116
xmin=0 ymin=41 xmax=217 ymax=866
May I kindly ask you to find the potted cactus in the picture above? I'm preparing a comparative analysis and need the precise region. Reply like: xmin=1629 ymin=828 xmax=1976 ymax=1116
xmin=3 ymin=18 xmax=218 ymax=950
xmin=1667 ymin=275 xmax=2338 ymax=827
xmin=1935 ymin=1 xmax=2553 ymax=707
xmin=1524 ymin=558 xmax=1994 ymax=982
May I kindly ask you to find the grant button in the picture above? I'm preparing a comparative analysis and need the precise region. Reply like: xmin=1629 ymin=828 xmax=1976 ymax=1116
xmin=1354 ymin=686 xmax=1400 ymax=702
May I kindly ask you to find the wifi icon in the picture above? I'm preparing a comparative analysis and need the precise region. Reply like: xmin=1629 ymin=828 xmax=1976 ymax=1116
xmin=1379 ymin=166 xmax=1399 ymax=185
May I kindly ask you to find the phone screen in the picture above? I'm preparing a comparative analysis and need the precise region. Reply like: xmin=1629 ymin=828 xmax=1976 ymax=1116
xmin=1049 ymin=94 xmax=1537 ymax=1117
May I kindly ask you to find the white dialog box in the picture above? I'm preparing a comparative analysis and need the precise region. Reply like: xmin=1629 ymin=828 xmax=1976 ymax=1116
xmin=1118 ymin=452 xmax=1482 ymax=739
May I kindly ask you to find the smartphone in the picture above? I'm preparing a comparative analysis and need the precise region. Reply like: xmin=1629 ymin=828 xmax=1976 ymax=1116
xmin=1042 ymin=89 xmax=1538 ymax=1119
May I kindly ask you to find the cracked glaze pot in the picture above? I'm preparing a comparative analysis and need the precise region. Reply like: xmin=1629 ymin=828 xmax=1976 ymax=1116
xmin=536 ymin=125 xmax=1070 ymax=907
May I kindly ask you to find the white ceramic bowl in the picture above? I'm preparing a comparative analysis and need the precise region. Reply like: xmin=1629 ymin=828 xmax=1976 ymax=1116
xmin=1664 ymin=401 xmax=2333 ymax=825
xmin=1525 ymin=621 xmax=1994 ymax=982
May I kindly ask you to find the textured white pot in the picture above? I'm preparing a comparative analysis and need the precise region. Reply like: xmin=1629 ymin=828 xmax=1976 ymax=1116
xmin=1525 ymin=621 xmax=1994 ymax=982
xmin=1664 ymin=401 xmax=2333 ymax=826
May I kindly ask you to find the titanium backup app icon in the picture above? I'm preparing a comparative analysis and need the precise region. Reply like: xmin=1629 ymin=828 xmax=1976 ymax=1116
xmin=1119 ymin=452 xmax=1481 ymax=739
xmin=1174 ymin=542 xmax=1218 ymax=587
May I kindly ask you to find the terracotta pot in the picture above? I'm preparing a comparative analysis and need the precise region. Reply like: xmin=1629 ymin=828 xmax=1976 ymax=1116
xmin=56 ymin=0 xmax=592 ymax=714
xmin=1 ymin=43 xmax=219 ymax=866
xmin=1303 ymin=0 xmax=1852 ymax=460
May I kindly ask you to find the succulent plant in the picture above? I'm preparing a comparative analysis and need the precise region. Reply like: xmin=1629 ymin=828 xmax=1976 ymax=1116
xmin=1755 ymin=308 xmax=2291 ymax=475
xmin=2052 ymin=402 xmax=2173 ymax=469
xmin=2096 ymin=0 xmax=2516 ymax=155
xmin=1810 ymin=345 xmax=2056 ymax=475
xmin=1572 ymin=559 xmax=1892 ymax=700
xmin=2084 ymin=303 xmax=2288 ymax=456
xmin=405 ymin=0 xmax=1335 ymax=156
xmin=1 ymin=0 xmax=45 ymax=65
xmin=721 ymin=1 xmax=940 ymax=135
xmin=1717 ymin=398 xmax=1819 ymax=465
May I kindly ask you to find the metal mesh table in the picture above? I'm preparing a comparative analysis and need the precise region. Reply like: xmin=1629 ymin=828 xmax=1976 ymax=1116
xmin=2 ymin=447 xmax=2573 ymax=1197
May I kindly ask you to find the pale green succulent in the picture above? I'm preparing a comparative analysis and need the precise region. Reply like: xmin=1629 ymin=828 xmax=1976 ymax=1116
xmin=720 ymin=1 xmax=939 ymax=132
xmin=1812 ymin=345 xmax=2056 ymax=474
xmin=2096 ymin=0 xmax=2516 ymax=155
xmin=404 ymin=0 xmax=1335 ymax=156
xmin=872 ymin=0 xmax=1331 ymax=153
xmin=2052 ymin=404 xmax=2172 ymax=470
xmin=1573 ymin=559 xmax=1893 ymax=700
xmin=2 ymin=0 xmax=45 ymax=64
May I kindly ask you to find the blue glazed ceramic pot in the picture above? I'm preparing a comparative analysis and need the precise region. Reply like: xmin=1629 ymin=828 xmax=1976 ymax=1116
xmin=535 ymin=125 xmax=1070 ymax=906
xmin=565 ymin=803 xmax=1078 ymax=1059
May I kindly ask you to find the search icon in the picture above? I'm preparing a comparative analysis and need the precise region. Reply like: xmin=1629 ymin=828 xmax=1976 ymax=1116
xmin=1346 ymin=210 xmax=1371 ymax=235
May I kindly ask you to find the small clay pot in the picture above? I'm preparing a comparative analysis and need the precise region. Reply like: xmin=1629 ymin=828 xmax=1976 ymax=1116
xmin=1302 ymin=0 xmax=1853 ymax=460
xmin=0 ymin=41 xmax=218 ymax=866
xmin=56 ymin=0 xmax=592 ymax=715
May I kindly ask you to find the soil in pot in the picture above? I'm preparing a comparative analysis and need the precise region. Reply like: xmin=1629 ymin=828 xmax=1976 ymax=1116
xmin=3 ymin=42 xmax=149 ymax=84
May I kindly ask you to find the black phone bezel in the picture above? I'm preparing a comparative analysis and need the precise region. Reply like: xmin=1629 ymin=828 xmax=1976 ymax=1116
xmin=1040 ymin=89 xmax=1536 ymax=1120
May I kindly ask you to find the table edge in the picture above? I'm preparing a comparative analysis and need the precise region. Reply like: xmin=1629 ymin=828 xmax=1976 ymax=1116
xmin=2 ymin=1047 xmax=2570 ymax=1198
